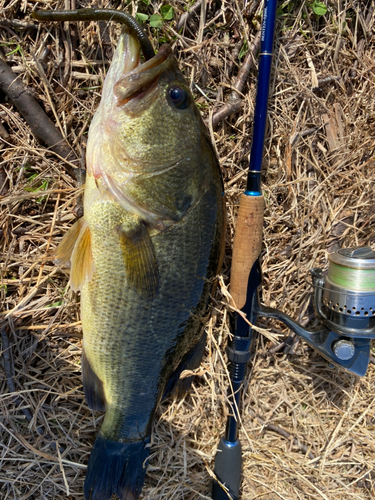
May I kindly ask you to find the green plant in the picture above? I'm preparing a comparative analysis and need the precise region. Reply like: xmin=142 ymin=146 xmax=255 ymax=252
xmin=148 ymin=5 xmax=175 ymax=29
xmin=150 ymin=14 xmax=163 ymax=28
xmin=0 ymin=41 xmax=23 ymax=57
xmin=308 ymin=0 xmax=327 ymax=16
xmin=160 ymin=5 xmax=174 ymax=20
xmin=239 ymin=40 xmax=248 ymax=60
xmin=24 ymin=173 xmax=49 ymax=202
xmin=136 ymin=12 xmax=149 ymax=23
xmin=47 ymin=300 xmax=64 ymax=308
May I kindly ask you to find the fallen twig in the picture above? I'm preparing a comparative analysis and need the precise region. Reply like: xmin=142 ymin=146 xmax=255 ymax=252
xmin=0 ymin=120 xmax=10 ymax=140
xmin=249 ymin=408 xmax=315 ymax=460
xmin=264 ymin=422 xmax=314 ymax=460
xmin=269 ymin=334 xmax=296 ymax=354
xmin=0 ymin=165 xmax=9 ymax=195
xmin=0 ymin=58 xmax=77 ymax=177
xmin=176 ymin=0 xmax=203 ymax=32
xmin=212 ymin=31 xmax=261 ymax=128
xmin=226 ymin=40 xmax=243 ymax=78
xmin=0 ymin=19 xmax=38 ymax=30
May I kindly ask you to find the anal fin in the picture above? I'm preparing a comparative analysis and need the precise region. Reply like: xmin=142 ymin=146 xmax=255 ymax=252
xmin=163 ymin=331 xmax=207 ymax=401
xmin=117 ymin=221 xmax=159 ymax=299
xmin=82 ymin=350 xmax=106 ymax=412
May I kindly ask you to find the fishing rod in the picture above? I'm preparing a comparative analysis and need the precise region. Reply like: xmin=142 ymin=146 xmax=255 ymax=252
xmin=213 ymin=0 xmax=375 ymax=496
xmin=212 ymin=0 xmax=278 ymax=498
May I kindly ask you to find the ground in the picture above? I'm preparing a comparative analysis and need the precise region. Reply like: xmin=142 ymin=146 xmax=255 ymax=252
xmin=1 ymin=0 xmax=375 ymax=499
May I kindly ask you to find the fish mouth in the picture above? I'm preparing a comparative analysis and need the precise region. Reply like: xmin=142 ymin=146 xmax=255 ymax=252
xmin=113 ymin=39 xmax=172 ymax=105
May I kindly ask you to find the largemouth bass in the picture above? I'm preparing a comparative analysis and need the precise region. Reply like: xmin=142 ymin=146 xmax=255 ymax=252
xmin=55 ymin=30 xmax=224 ymax=500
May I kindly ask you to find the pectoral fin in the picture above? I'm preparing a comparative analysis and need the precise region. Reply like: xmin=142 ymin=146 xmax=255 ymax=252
xmin=70 ymin=222 xmax=93 ymax=291
xmin=117 ymin=222 xmax=159 ymax=299
xmin=53 ymin=218 xmax=93 ymax=291
xmin=82 ymin=349 xmax=106 ymax=412
xmin=53 ymin=218 xmax=84 ymax=266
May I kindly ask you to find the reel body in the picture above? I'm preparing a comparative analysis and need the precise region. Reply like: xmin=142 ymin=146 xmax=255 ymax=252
xmin=257 ymin=247 xmax=375 ymax=376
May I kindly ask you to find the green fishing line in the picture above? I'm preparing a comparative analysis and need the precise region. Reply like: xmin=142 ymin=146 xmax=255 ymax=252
xmin=328 ymin=262 xmax=375 ymax=292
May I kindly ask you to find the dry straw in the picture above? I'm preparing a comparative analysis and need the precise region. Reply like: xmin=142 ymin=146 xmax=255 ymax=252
xmin=1 ymin=0 xmax=375 ymax=499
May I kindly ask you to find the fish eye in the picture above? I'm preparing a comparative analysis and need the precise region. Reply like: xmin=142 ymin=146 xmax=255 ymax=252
xmin=168 ymin=85 xmax=189 ymax=110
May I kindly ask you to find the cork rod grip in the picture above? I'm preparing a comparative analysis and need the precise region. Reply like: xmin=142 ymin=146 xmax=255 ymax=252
xmin=230 ymin=194 xmax=265 ymax=310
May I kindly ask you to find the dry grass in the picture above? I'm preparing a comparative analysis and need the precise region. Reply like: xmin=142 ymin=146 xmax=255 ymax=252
xmin=1 ymin=0 xmax=375 ymax=499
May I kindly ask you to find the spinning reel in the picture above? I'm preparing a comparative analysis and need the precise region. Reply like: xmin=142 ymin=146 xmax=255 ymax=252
xmin=257 ymin=246 xmax=375 ymax=376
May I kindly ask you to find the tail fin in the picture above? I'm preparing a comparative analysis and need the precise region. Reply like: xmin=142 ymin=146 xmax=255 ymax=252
xmin=84 ymin=434 xmax=150 ymax=500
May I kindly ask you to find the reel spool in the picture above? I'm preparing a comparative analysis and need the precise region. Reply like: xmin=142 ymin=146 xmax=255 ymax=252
xmin=257 ymin=246 xmax=375 ymax=376
xmin=320 ymin=247 xmax=375 ymax=330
